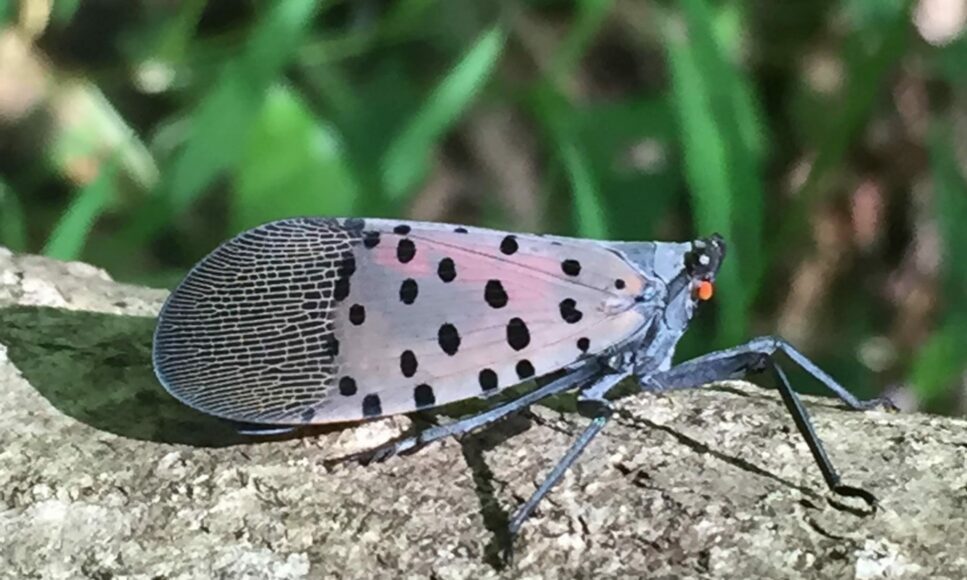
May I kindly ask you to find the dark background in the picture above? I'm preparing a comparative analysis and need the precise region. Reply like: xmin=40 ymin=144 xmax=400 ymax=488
xmin=1 ymin=0 xmax=965 ymax=413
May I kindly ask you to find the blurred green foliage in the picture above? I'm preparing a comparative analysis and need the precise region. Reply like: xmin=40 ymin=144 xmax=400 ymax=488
xmin=1 ymin=0 xmax=965 ymax=411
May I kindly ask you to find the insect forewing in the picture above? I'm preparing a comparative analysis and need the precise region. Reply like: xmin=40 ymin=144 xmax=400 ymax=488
xmin=153 ymin=218 xmax=651 ymax=424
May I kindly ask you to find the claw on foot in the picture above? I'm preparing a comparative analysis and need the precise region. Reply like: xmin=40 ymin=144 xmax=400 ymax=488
xmin=830 ymin=483 xmax=879 ymax=515
xmin=857 ymin=396 xmax=899 ymax=412
xmin=324 ymin=442 xmax=402 ymax=469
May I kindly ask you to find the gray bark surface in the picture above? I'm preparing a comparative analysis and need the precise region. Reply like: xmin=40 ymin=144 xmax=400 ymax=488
xmin=0 ymin=247 xmax=964 ymax=579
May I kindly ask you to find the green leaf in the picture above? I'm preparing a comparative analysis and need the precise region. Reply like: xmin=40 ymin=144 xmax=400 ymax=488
xmin=531 ymin=87 xmax=608 ymax=239
xmin=382 ymin=0 xmax=440 ymax=40
xmin=43 ymin=81 xmax=158 ymax=197
xmin=0 ymin=1 xmax=13 ymax=25
xmin=51 ymin=0 xmax=82 ymax=25
xmin=931 ymin=36 xmax=967 ymax=88
xmin=147 ymin=0 xmax=208 ymax=66
xmin=911 ymin=321 xmax=967 ymax=404
xmin=844 ymin=0 xmax=909 ymax=28
xmin=910 ymin=125 xmax=967 ymax=403
xmin=165 ymin=72 xmax=263 ymax=210
xmin=124 ymin=0 xmax=319 ymax=242
xmin=43 ymin=161 xmax=117 ymax=261
xmin=549 ymin=0 xmax=614 ymax=84
xmin=168 ymin=0 xmax=318 ymax=209
xmin=232 ymin=85 xmax=359 ymax=232
xmin=561 ymin=140 xmax=607 ymax=239
xmin=381 ymin=25 xmax=505 ymax=201
xmin=0 ymin=180 xmax=27 ymax=252
xmin=574 ymin=99 xmax=679 ymax=241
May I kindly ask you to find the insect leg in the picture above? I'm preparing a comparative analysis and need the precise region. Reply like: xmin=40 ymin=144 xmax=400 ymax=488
xmin=640 ymin=335 xmax=894 ymax=503
xmin=509 ymin=370 xmax=630 ymax=536
xmin=768 ymin=359 xmax=873 ymax=501
xmin=331 ymin=362 xmax=604 ymax=465
xmin=641 ymin=335 xmax=895 ymax=411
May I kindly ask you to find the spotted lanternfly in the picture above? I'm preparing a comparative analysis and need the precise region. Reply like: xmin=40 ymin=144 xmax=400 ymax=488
xmin=152 ymin=217 xmax=893 ymax=537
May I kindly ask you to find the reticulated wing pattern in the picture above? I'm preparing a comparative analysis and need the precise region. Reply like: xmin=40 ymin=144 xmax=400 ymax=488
xmin=153 ymin=218 xmax=359 ymax=424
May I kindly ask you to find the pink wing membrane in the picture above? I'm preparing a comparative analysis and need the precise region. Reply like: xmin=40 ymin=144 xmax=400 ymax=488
xmin=316 ymin=219 xmax=648 ymax=422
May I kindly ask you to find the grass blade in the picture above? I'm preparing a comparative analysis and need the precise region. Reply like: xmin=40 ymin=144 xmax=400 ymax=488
xmin=531 ymin=87 xmax=608 ymax=239
xmin=0 ymin=180 xmax=27 ymax=252
xmin=662 ymin=0 xmax=766 ymax=345
xmin=43 ymin=161 xmax=117 ymax=261
xmin=123 ymin=0 xmax=319 ymax=242
xmin=382 ymin=25 xmax=505 ymax=201
xmin=910 ymin=125 xmax=967 ymax=405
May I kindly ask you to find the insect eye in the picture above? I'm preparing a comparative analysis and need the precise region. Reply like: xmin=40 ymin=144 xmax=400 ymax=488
xmin=684 ymin=250 xmax=700 ymax=273
xmin=686 ymin=236 xmax=724 ymax=278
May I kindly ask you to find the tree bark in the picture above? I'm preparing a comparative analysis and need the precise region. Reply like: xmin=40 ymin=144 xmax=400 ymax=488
xmin=0 ymin=246 xmax=964 ymax=579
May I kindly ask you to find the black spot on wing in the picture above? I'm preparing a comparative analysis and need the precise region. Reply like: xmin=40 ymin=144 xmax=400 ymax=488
xmin=362 ymin=394 xmax=382 ymax=417
xmin=363 ymin=231 xmax=380 ymax=248
xmin=437 ymin=258 xmax=457 ymax=283
xmin=484 ymin=280 xmax=508 ymax=309
xmin=343 ymin=218 xmax=365 ymax=231
xmin=338 ymin=256 xmax=356 ymax=278
xmin=399 ymin=279 xmax=419 ymax=304
xmin=334 ymin=277 xmax=350 ymax=301
xmin=559 ymin=298 xmax=583 ymax=324
xmin=500 ymin=235 xmax=519 ymax=255
xmin=397 ymin=239 xmax=416 ymax=263
xmin=414 ymin=384 xmax=435 ymax=408
xmin=326 ymin=337 xmax=340 ymax=357
xmin=339 ymin=377 xmax=357 ymax=396
xmin=438 ymin=323 xmax=461 ymax=356
xmin=400 ymin=350 xmax=418 ymax=378
xmin=561 ymin=259 xmax=581 ymax=276
xmin=479 ymin=369 xmax=498 ymax=392
xmin=349 ymin=304 xmax=366 ymax=325
xmin=506 ymin=318 xmax=530 ymax=351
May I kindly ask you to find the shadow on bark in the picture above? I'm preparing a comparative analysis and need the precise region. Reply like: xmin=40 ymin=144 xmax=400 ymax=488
xmin=0 ymin=305 xmax=250 ymax=446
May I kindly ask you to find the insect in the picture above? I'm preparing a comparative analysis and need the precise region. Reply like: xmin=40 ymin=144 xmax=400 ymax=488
xmin=152 ymin=217 xmax=893 ymax=537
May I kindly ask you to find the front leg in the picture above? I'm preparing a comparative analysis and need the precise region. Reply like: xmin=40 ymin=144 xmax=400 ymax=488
xmin=641 ymin=335 xmax=894 ymax=410
xmin=638 ymin=335 xmax=894 ymax=504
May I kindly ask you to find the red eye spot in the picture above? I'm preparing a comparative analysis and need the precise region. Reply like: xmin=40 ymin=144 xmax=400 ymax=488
xmin=696 ymin=280 xmax=714 ymax=301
